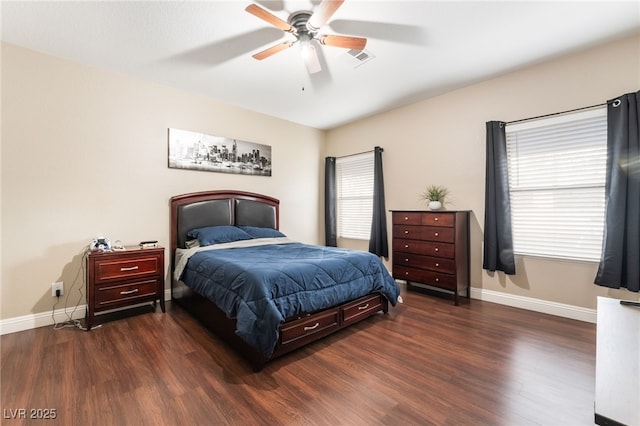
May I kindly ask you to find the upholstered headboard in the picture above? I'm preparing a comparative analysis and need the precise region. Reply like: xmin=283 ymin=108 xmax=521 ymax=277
xmin=170 ymin=190 xmax=280 ymax=258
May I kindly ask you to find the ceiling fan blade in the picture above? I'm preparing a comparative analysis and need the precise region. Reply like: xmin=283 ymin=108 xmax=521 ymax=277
xmin=318 ymin=34 xmax=366 ymax=50
xmin=329 ymin=20 xmax=427 ymax=45
xmin=246 ymin=4 xmax=297 ymax=34
xmin=307 ymin=0 xmax=344 ymax=32
xmin=252 ymin=41 xmax=294 ymax=60
xmin=171 ymin=28 xmax=283 ymax=66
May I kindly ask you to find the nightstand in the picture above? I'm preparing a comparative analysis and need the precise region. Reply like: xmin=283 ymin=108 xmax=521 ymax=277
xmin=86 ymin=246 xmax=165 ymax=330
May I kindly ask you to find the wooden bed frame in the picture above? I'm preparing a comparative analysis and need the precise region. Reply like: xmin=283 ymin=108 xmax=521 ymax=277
xmin=170 ymin=190 xmax=389 ymax=370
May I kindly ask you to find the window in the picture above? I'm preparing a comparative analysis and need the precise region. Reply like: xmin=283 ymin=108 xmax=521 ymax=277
xmin=336 ymin=152 xmax=374 ymax=240
xmin=505 ymin=107 xmax=607 ymax=261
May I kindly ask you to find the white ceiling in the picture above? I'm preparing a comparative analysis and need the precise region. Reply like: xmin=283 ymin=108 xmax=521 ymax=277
xmin=2 ymin=1 xmax=639 ymax=130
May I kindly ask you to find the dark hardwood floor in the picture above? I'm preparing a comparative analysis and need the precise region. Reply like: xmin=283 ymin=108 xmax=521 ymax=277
xmin=1 ymin=284 xmax=597 ymax=425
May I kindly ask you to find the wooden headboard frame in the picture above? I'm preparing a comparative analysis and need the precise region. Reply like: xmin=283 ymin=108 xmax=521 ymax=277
xmin=169 ymin=190 xmax=280 ymax=269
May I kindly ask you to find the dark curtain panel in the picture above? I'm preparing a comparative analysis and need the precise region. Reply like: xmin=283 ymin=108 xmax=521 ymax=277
xmin=369 ymin=147 xmax=388 ymax=258
xmin=595 ymin=91 xmax=640 ymax=292
xmin=324 ymin=157 xmax=337 ymax=247
xmin=483 ymin=121 xmax=516 ymax=274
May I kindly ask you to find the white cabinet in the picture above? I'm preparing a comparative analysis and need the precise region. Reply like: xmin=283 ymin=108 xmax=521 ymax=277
xmin=595 ymin=296 xmax=640 ymax=425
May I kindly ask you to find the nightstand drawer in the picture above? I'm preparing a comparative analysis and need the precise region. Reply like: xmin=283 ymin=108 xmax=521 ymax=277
xmin=280 ymin=309 xmax=339 ymax=345
xmin=95 ymin=255 xmax=161 ymax=282
xmin=96 ymin=278 xmax=159 ymax=307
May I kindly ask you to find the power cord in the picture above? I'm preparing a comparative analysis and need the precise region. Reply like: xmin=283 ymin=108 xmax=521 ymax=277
xmin=51 ymin=247 xmax=101 ymax=331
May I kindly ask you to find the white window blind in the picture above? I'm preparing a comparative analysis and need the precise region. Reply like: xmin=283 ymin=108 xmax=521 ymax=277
xmin=336 ymin=152 xmax=374 ymax=240
xmin=505 ymin=107 xmax=607 ymax=261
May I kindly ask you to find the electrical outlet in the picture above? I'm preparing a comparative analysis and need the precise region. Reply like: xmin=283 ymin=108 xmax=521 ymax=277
xmin=51 ymin=282 xmax=64 ymax=297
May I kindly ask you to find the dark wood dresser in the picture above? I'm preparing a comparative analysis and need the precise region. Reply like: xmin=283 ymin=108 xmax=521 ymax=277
xmin=86 ymin=246 xmax=165 ymax=330
xmin=391 ymin=210 xmax=470 ymax=305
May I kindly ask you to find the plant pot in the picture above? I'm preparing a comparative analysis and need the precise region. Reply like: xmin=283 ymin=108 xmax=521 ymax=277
xmin=428 ymin=201 xmax=442 ymax=210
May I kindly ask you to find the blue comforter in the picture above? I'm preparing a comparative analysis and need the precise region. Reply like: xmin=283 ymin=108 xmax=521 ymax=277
xmin=180 ymin=242 xmax=400 ymax=357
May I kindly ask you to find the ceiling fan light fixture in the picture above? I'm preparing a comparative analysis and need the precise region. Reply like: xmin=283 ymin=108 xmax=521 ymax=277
xmin=301 ymin=41 xmax=322 ymax=74
xmin=245 ymin=0 xmax=362 ymax=75
xmin=300 ymin=40 xmax=311 ymax=59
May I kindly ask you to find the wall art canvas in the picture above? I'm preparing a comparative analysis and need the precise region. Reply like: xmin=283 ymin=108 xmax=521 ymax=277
xmin=168 ymin=128 xmax=272 ymax=176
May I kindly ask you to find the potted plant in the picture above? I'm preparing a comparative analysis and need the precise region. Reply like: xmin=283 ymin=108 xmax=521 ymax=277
xmin=421 ymin=185 xmax=449 ymax=210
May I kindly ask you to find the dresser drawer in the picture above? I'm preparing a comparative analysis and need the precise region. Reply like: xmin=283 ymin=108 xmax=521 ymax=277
xmin=394 ymin=266 xmax=456 ymax=290
xmin=393 ymin=224 xmax=455 ymax=243
xmin=393 ymin=212 xmax=424 ymax=225
xmin=393 ymin=212 xmax=455 ymax=227
xmin=393 ymin=239 xmax=455 ymax=258
xmin=280 ymin=309 xmax=340 ymax=345
xmin=342 ymin=294 xmax=384 ymax=325
xmin=95 ymin=255 xmax=161 ymax=282
xmin=420 ymin=213 xmax=455 ymax=227
xmin=393 ymin=252 xmax=456 ymax=274
xmin=95 ymin=278 xmax=159 ymax=308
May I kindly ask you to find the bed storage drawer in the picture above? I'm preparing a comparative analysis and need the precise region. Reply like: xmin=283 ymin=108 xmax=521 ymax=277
xmin=280 ymin=309 xmax=340 ymax=345
xmin=269 ymin=292 xmax=389 ymax=364
xmin=342 ymin=294 xmax=384 ymax=325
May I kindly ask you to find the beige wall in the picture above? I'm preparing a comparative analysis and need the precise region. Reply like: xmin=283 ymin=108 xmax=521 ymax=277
xmin=325 ymin=33 xmax=640 ymax=309
xmin=2 ymin=34 xmax=639 ymax=323
xmin=1 ymin=43 xmax=324 ymax=320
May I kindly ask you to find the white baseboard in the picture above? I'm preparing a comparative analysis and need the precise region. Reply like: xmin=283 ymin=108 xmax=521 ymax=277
xmin=470 ymin=288 xmax=597 ymax=323
xmin=0 ymin=288 xmax=595 ymax=335
xmin=0 ymin=305 xmax=87 ymax=335
xmin=0 ymin=289 xmax=173 ymax=335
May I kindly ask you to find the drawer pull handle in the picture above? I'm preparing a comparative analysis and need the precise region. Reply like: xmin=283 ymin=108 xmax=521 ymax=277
xmin=304 ymin=322 xmax=320 ymax=331
xmin=404 ymin=230 xmax=409 ymax=234
xmin=405 ymin=271 xmax=409 ymax=276
xmin=404 ymin=244 xmax=409 ymax=248
xmin=434 ymin=248 xmax=439 ymax=252
xmin=435 ymin=278 xmax=439 ymax=282
xmin=434 ymin=217 xmax=439 ymax=221
xmin=358 ymin=304 xmax=370 ymax=310
xmin=120 ymin=266 xmax=139 ymax=272
xmin=120 ymin=289 xmax=139 ymax=295
xmin=435 ymin=263 xmax=440 ymax=267
xmin=434 ymin=232 xmax=439 ymax=237
xmin=404 ymin=216 xmax=408 ymax=220
xmin=404 ymin=258 xmax=409 ymax=262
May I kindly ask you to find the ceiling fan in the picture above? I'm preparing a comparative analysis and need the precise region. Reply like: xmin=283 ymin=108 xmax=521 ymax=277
xmin=245 ymin=0 xmax=367 ymax=74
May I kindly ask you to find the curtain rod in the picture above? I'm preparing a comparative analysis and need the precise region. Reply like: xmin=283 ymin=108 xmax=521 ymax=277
xmin=505 ymin=102 xmax=606 ymax=125
xmin=335 ymin=147 xmax=382 ymax=160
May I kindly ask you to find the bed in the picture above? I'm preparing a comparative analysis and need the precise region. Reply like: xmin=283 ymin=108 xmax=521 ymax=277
xmin=170 ymin=190 xmax=400 ymax=370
